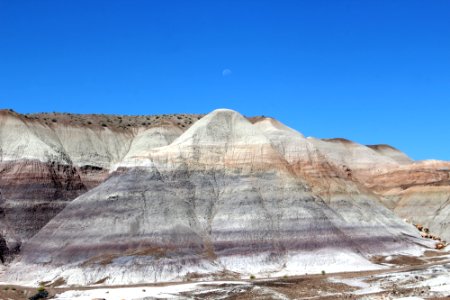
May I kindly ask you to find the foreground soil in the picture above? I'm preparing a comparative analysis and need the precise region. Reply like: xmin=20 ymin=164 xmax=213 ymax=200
xmin=1 ymin=250 xmax=449 ymax=300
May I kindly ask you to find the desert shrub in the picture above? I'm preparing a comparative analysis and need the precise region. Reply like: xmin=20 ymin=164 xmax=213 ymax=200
xmin=28 ymin=290 xmax=48 ymax=300
xmin=249 ymin=274 xmax=255 ymax=280
xmin=321 ymin=270 xmax=326 ymax=275
xmin=29 ymin=284 xmax=48 ymax=300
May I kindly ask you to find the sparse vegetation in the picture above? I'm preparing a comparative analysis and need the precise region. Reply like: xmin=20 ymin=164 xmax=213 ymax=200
xmin=19 ymin=112 xmax=206 ymax=130
xmin=37 ymin=284 xmax=45 ymax=292
xmin=321 ymin=270 xmax=326 ymax=275
xmin=28 ymin=284 xmax=49 ymax=300
xmin=250 ymin=274 xmax=255 ymax=280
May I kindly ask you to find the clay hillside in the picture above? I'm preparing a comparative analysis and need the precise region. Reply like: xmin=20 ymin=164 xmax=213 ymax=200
xmin=0 ymin=108 xmax=448 ymax=286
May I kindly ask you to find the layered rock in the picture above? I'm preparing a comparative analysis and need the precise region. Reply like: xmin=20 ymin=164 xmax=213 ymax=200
xmin=366 ymin=144 xmax=413 ymax=165
xmin=5 ymin=109 xmax=428 ymax=285
xmin=1 ymin=108 xmax=448 ymax=286
xmin=304 ymin=137 xmax=450 ymax=242
xmin=362 ymin=160 xmax=450 ymax=241
xmin=0 ymin=110 xmax=196 ymax=262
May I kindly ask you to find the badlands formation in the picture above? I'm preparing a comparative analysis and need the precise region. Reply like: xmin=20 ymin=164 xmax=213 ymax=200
xmin=0 ymin=108 xmax=448 ymax=288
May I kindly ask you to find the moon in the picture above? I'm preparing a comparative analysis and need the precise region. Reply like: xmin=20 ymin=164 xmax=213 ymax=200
xmin=222 ymin=69 xmax=232 ymax=76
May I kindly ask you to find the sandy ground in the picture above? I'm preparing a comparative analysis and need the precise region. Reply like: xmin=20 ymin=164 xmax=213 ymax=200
xmin=1 ymin=251 xmax=449 ymax=300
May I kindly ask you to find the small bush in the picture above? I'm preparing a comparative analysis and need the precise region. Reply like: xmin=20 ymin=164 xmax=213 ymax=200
xmin=28 ymin=290 xmax=48 ymax=300
xmin=249 ymin=274 xmax=255 ymax=280
xmin=29 ymin=284 xmax=48 ymax=300
xmin=101 ymin=123 xmax=107 ymax=127
xmin=321 ymin=270 xmax=326 ymax=275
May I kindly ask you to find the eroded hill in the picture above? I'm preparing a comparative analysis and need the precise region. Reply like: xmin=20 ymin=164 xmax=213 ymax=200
xmin=0 ymin=108 xmax=448 ymax=285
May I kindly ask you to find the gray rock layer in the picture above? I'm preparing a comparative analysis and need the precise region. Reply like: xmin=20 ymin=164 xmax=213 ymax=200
xmin=7 ymin=166 xmax=424 ymax=285
xmin=4 ymin=109 xmax=429 ymax=285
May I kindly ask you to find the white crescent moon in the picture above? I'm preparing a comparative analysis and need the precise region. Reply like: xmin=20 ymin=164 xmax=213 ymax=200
xmin=222 ymin=69 xmax=232 ymax=76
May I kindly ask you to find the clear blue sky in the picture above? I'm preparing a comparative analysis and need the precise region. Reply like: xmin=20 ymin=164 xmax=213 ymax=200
xmin=1 ymin=1 xmax=449 ymax=160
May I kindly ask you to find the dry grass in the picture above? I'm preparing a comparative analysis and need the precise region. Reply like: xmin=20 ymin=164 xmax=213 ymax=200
xmin=22 ymin=112 xmax=205 ymax=130
xmin=2 ymin=109 xmax=266 ymax=131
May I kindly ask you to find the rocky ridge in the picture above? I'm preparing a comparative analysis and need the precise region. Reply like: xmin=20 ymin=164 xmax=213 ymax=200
xmin=0 ymin=108 xmax=448 ymax=285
